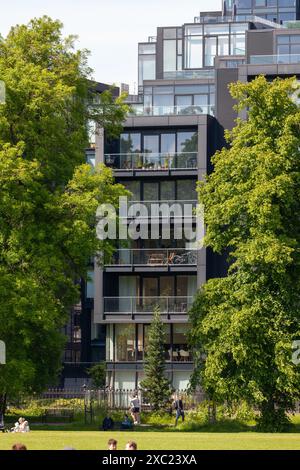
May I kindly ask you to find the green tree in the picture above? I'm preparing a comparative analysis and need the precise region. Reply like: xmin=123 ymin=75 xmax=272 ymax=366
xmin=140 ymin=308 xmax=173 ymax=411
xmin=87 ymin=363 xmax=106 ymax=389
xmin=189 ymin=76 xmax=300 ymax=431
xmin=0 ymin=16 xmax=129 ymax=414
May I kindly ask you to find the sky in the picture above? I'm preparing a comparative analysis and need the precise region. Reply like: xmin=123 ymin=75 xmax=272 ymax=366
xmin=0 ymin=0 xmax=220 ymax=93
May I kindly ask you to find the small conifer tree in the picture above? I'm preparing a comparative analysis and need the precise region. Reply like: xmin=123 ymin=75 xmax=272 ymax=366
xmin=140 ymin=307 xmax=172 ymax=411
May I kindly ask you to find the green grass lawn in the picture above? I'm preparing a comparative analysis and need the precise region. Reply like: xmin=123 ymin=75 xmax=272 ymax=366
xmin=1 ymin=429 xmax=300 ymax=450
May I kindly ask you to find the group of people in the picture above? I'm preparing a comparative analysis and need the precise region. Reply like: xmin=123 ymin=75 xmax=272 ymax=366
xmin=10 ymin=417 xmax=30 ymax=433
xmin=11 ymin=439 xmax=138 ymax=451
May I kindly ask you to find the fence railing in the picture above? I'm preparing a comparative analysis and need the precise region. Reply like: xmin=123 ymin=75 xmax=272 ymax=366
xmin=39 ymin=388 xmax=207 ymax=410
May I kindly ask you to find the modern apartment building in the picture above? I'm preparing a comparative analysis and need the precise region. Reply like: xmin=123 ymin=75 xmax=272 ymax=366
xmin=61 ymin=1 xmax=300 ymax=388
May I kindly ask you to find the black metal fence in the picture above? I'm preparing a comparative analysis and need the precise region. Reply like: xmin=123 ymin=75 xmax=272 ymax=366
xmin=40 ymin=388 xmax=207 ymax=411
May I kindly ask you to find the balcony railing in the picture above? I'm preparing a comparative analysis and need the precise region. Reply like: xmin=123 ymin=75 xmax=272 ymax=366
xmin=104 ymin=296 xmax=194 ymax=315
xmin=250 ymin=54 xmax=300 ymax=65
xmin=104 ymin=152 xmax=197 ymax=170
xmin=163 ymin=70 xmax=215 ymax=79
xmin=128 ymin=104 xmax=215 ymax=116
xmin=107 ymin=249 xmax=198 ymax=266
xmin=121 ymin=199 xmax=197 ymax=219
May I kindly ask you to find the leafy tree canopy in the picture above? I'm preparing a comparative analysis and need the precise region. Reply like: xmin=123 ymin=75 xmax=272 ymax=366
xmin=189 ymin=76 xmax=300 ymax=431
xmin=0 ymin=16 xmax=129 ymax=406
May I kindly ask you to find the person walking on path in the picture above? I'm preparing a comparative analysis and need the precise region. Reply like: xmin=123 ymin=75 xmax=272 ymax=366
xmin=173 ymin=394 xmax=184 ymax=426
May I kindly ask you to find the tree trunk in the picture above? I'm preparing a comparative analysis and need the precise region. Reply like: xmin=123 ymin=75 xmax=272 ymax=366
xmin=0 ymin=393 xmax=7 ymax=417
xmin=208 ymin=401 xmax=217 ymax=424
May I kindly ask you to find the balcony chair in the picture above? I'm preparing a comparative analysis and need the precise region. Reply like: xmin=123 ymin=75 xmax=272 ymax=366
xmin=179 ymin=350 xmax=190 ymax=362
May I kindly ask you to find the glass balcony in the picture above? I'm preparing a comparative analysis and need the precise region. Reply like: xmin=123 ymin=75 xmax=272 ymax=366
xmin=129 ymin=103 xmax=214 ymax=116
xmin=104 ymin=296 xmax=194 ymax=315
xmin=122 ymin=199 xmax=197 ymax=219
xmin=163 ymin=70 xmax=215 ymax=79
xmin=250 ymin=54 xmax=300 ymax=65
xmin=104 ymin=152 xmax=197 ymax=170
xmin=107 ymin=249 xmax=198 ymax=266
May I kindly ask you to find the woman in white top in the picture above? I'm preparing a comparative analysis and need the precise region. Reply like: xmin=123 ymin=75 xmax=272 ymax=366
xmin=129 ymin=394 xmax=140 ymax=425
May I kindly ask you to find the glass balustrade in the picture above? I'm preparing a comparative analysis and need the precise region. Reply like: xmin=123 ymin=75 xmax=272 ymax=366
xmin=104 ymin=296 xmax=194 ymax=314
xmin=250 ymin=54 xmax=300 ymax=64
xmin=104 ymin=152 xmax=198 ymax=170
xmin=107 ymin=249 xmax=198 ymax=266
xmin=129 ymin=103 xmax=214 ymax=116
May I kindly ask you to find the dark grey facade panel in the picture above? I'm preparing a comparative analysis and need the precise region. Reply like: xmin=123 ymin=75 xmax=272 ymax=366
xmin=156 ymin=27 xmax=164 ymax=80
xmin=216 ymin=68 xmax=239 ymax=134
xmin=246 ymin=30 xmax=274 ymax=63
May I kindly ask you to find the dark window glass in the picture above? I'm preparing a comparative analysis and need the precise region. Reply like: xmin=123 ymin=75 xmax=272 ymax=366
xmin=177 ymin=180 xmax=197 ymax=201
xmin=161 ymin=181 xmax=175 ymax=200
xmin=120 ymin=133 xmax=141 ymax=153
xmin=177 ymin=132 xmax=198 ymax=153
xmin=160 ymin=276 xmax=175 ymax=296
xmin=143 ymin=182 xmax=159 ymax=201
xmin=254 ymin=0 xmax=266 ymax=5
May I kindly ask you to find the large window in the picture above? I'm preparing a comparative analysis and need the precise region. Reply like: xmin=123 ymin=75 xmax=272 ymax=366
xmin=120 ymin=133 xmax=141 ymax=154
xmin=115 ymin=324 xmax=136 ymax=362
xmin=144 ymin=84 xmax=214 ymax=109
xmin=184 ymin=23 xmax=248 ymax=69
xmin=277 ymin=34 xmax=300 ymax=56
xmin=185 ymin=36 xmax=203 ymax=68
xmin=163 ymin=28 xmax=183 ymax=73
xmin=138 ymin=54 xmax=156 ymax=86
xmin=177 ymin=131 xmax=198 ymax=153
xmin=164 ymin=40 xmax=177 ymax=72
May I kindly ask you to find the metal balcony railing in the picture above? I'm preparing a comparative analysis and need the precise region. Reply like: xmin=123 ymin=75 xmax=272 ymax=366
xmin=107 ymin=248 xmax=198 ymax=266
xmin=104 ymin=152 xmax=197 ymax=170
xmin=128 ymin=103 xmax=215 ymax=116
xmin=250 ymin=54 xmax=300 ymax=65
xmin=104 ymin=296 xmax=194 ymax=315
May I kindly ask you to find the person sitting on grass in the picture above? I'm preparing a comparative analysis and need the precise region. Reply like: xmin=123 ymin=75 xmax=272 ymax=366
xmin=102 ymin=414 xmax=114 ymax=431
xmin=19 ymin=417 xmax=30 ymax=433
xmin=11 ymin=443 xmax=27 ymax=450
xmin=125 ymin=440 xmax=137 ymax=450
xmin=121 ymin=414 xmax=133 ymax=430
xmin=108 ymin=438 xmax=117 ymax=450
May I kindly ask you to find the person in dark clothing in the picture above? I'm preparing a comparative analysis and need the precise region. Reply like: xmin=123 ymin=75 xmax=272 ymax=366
xmin=173 ymin=395 xmax=184 ymax=426
xmin=102 ymin=415 xmax=114 ymax=431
